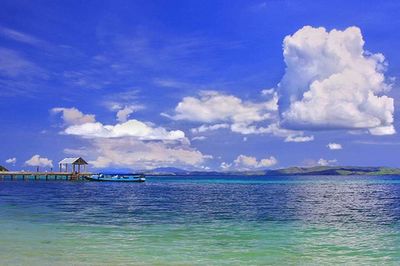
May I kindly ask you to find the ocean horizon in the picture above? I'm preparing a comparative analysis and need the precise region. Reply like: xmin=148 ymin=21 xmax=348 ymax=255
xmin=1 ymin=175 xmax=399 ymax=265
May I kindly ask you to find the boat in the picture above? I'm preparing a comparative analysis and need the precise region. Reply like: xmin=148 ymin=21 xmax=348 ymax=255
xmin=85 ymin=173 xmax=146 ymax=182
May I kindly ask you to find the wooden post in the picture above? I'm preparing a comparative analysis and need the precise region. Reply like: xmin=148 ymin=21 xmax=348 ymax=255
xmin=59 ymin=164 xmax=61 ymax=172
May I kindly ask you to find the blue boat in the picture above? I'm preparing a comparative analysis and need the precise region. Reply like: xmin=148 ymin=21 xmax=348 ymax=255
xmin=85 ymin=173 xmax=145 ymax=182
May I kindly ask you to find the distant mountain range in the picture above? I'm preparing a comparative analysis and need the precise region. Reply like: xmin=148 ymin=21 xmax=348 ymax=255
xmin=145 ymin=166 xmax=400 ymax=176
xmin=1 ymin=165 xmax=398 ymax=176
xmin=150 ymin=167 xmax=188 ymax=173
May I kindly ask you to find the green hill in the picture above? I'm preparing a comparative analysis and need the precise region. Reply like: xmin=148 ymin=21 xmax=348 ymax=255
xmin=147 ymin=166 xmax=400 ymax=176
xmin=0 ymin=165 xmax=8 ymax=172
xmin=267 ymin=166 xmax=389 ymax=176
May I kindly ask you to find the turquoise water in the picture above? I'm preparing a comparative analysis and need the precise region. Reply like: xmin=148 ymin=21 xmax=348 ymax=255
xmin=1 ymin=175 xmax=400 ymax=265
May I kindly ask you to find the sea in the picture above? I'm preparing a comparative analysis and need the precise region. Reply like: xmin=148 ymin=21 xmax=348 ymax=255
xmin=0 ymin=175 xmax=399 ymax=265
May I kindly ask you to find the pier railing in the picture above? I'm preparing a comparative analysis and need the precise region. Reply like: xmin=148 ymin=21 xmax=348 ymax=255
xmin=0 ymin=172 xmax=92 ymax=181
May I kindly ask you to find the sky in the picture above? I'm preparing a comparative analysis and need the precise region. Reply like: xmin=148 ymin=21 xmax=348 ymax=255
xmin=1 ymin=0 xmax=400 ymax=171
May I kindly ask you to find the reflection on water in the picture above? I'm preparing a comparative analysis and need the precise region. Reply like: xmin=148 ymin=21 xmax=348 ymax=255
xmin=0 ymin=175 xmax=400 ymax=265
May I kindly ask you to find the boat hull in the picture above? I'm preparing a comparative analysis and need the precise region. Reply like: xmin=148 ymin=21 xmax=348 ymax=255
xmin=85 ymin=174 xmax=145 ymax=182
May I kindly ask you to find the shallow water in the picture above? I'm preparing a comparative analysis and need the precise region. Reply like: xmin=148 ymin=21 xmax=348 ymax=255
xmin=1 ymin=175 xmax=400 ymax=265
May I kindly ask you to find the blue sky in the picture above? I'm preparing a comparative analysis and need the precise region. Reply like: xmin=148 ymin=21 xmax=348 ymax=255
xmin=1 ymin=0 xmax=400 ymax=171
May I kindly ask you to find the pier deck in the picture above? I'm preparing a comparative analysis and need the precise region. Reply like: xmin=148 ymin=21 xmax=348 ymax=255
xmin=0 ymin=172 xmax=92 ymax=181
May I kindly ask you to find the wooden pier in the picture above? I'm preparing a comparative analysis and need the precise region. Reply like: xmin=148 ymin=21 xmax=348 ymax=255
xmin=0 ymin=172 xmax=91 ymax=181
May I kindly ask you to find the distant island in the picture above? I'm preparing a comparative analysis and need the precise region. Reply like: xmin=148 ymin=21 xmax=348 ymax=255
xmin=145 ymin=166 xmax=400 ymax=176
xmin=2 ymin=165 xmax=400 ymax=177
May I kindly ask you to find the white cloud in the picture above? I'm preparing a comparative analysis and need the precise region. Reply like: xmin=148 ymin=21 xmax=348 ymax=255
xmin=278 ymin=26 xmax=395 ymax=135
xmin=317 ymin=158 xmax=337 ymax=166
xmin=102 ymin=90 xmax=143 ymax=111
xmin=53 ymin=107 xmax=185 ymax=141
xmin=171 ymin=91 xmax=314 ymax=142
xmin=327 ymin=143 xmax=343 ymax=150
xmin=116 ymin=105 xmax=135 ymax=122
xmin=25 ymin=155 xmax=53 ymax=167
xmin=220 ymin=155 xmax=277 ymax=170
xmin=191 ymin=123 xmax=230 ymax=134
xmin=284 ymin=135 xmax=314 ymax=143
xmin=52 ymin=107 xmax=96 ymax=125
xmin=245 ymin=122 xmax=314 ymax=142
xmin=5 ymin=157 xmax=16 ymax=164
xmin=368 ymin=125 xmax=396 ymax=136
xmin=104 ymin=97 xmax=145 ymax=124
xmin=0 ymin=26 xmax=49 ymax=48
xmin=173 ymin=90 xmax=278 ymax=123
xmin=220 ymin=162 xmax=232 ymax=170
xmin=70 ymin=138 xmax=209 ymax=170
xmin=172 ymin=90 xmax=312 ymax=140
xmin=261 ymin=88 xmax=275 ymax=95
xmin=64 ymin=120 xmax=185 ymax=141
xmin=0 ymin=48 xmax=47 ymax=79
xmin=54 ymin=107 xmax=208 ymax=170
xmin=234 ymin=155 xmax=277 ymax=170
xmin=191 ymin=136 xmax=206 ymax=141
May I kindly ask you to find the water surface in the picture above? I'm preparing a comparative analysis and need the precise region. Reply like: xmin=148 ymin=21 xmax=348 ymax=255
xmin=1 ymin=175 xmax=400 ymax=265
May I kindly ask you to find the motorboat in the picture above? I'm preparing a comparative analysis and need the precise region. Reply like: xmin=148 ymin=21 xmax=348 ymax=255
xmin=85 ymin=173 xmax=145 ymax=182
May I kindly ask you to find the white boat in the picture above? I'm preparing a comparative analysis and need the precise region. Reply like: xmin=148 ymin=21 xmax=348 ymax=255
xmin=85 ymin=173 xmax=145 ymax=182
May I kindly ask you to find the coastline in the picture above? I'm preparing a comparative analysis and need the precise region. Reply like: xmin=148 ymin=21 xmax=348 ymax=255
xmin=144 ymin=166 xmax=400 ymax=177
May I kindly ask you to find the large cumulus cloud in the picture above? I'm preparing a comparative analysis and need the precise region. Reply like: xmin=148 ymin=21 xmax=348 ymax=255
xmin=278 ymin=26 xmax=395 ymax=135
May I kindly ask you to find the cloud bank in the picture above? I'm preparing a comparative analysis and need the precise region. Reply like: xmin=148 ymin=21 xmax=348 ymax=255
xmin=84 ymin=138 xmax=208 ymax=169
xmin=64 ymin=120 xmax=185 ymax=141
xmin=53 ymin=106 xmax=185 ymax=141
xmin=169 ymin=90 xmax=313 ymax=142
xmin=55 ymin=107 xmax=210 ymax=170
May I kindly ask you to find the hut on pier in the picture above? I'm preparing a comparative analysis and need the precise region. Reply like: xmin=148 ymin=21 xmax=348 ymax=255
xmin=59 ymin=157 xmax=88 ymax=173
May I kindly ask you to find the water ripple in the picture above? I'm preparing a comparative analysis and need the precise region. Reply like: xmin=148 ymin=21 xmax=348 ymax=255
xmin=0 ymin=176 xmax=400 ymax=264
